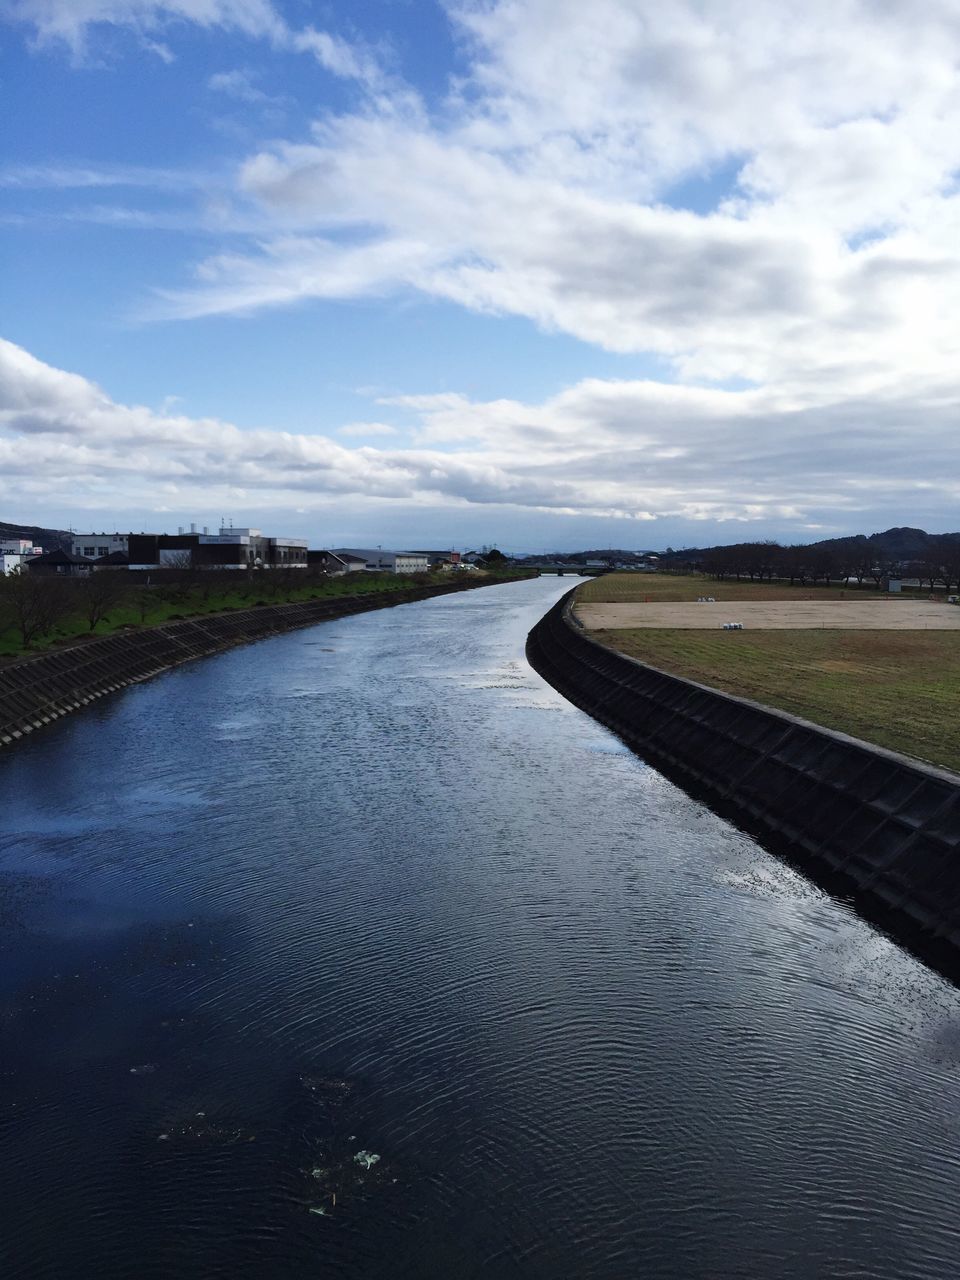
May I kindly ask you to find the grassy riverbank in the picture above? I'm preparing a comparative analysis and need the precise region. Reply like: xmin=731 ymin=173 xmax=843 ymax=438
xmin=0 ymin=570 xmax=532 ymax=662
xmin=578 ymin=574 xmax=960 ymax=773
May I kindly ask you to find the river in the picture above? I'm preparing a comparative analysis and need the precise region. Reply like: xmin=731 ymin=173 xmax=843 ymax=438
xmin=1 ymin=577 xmax=959 ymax=1278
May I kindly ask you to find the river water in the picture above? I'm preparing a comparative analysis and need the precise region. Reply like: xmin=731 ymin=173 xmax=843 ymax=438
xmin=1 ymin=577 xmax=959 ymax=1278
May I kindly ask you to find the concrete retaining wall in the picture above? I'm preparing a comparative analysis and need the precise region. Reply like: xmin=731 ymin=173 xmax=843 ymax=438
xmin=0 ymin=577 xmax=513 ymax=748
xmin=527 ymin=590 xmax=960 ymax=968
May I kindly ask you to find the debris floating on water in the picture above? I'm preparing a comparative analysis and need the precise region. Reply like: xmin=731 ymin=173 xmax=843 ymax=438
xmin=300 ymin=1074 xmax=353 ymax=1106
xmin=354 ymin=1150 xmax=380 ymax=1170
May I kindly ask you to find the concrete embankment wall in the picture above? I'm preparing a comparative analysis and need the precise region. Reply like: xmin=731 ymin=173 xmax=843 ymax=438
xmin=527 ymin=590 xmax=960 ymax=966
xmin=0 ymin=577 xmax=512 ymax=748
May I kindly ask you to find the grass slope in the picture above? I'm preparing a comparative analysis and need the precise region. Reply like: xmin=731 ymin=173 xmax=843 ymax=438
xmin=580 ymin=575 xmax=960 ymax=773
xmin=0 ymin=575 xmax=427 ymax=661
xmin=1 ymin=570 xmax=534 ymax=662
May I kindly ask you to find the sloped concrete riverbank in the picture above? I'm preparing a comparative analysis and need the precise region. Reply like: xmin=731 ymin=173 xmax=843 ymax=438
xmin=527 ymin=589 xmax=960 ymax=974
xmin=0 ymin=576 xmax=519 ymax=747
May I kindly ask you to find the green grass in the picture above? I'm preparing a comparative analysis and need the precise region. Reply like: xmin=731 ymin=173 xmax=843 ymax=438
xmin=0 ymin=573 xmax=437 ymax=662
xmin=577 ymin=571 xmax=903 ymax=604
xmin=593 ymin=626 xmax=960 ymax=774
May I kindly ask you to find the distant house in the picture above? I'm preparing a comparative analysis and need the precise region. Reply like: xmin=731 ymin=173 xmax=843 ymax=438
xmin=328 ymin=549 xmax=431 ymax=574
xmin=412 ymin=550 xmax=462 ymax=570
xmin=27 ymin=549 xmax=92 ymax=577
xmin=308 ymin=550 xmax=368 ymax=575
xmin=92 ymin=551 xmax=130 ymax=571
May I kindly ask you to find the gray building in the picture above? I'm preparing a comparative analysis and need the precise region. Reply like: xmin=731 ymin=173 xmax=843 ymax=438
xmin=328 ymin=549 xmax=430 ymax=574
xmin=412 ymin=550 xmax=462 ymax=569
xmin=72 ymin=532 xmax=131 ymax=561
xmin=129 ymin=526 xmax=308 ymax=570
xmin=308 ymin=551 xmax=368 ymax=575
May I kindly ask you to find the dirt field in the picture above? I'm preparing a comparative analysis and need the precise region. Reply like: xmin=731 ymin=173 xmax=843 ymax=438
xmin=576 ymin=572 xmax=896 ymax=604
xmin=576 ymin=600 xmax=960 ymax=630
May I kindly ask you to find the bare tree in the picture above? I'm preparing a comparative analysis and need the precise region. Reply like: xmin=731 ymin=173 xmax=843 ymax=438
xmin=162 ymin=551 xmax=194 ymax=571
xmin=805 ymin=545 xmax=842 ymax=587
xmin=868 ymin=557 xmax=895 ymax=591
xmin=131 ymin=586 xmax=154 ymax=625
xmin=0 ymin=571 xmax=73 ymax=648
xmin=704 ymin=545 xmax=741 ymax=580
xmin=79 ymin=570 xmax=126 ymax=631
xmin=779 ymin=545 xmax=808 ymax=586
xmin=914 ymin=551 xmax=945 ymax=593
xmin=934 ymin=536 xmax=960 ymax=593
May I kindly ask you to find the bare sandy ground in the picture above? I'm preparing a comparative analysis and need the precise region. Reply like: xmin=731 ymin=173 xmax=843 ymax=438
xmin=576 ymin=600 xmax=960 ymax=630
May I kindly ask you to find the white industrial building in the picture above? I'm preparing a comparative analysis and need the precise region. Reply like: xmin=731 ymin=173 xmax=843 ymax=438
xmin=0 ymin=539 xmax=42 ymax=574
xmin=328 ymin=549 xmax=430 ymax=574
xmin=72 ymin=532 xmax=130 ymax=560
xmin=308 ymin=551 xmax=368 ymax=575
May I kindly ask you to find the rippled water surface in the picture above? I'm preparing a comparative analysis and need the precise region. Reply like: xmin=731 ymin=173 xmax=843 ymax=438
xmin=2 ymin=578 xmax=960 ymax=1278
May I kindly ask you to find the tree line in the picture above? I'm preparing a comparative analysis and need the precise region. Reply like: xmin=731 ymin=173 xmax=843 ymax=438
xmin=670 ymin=537 xmax=960 ymax=590
xmin=0 ymin=565 xmax=434 ymax=651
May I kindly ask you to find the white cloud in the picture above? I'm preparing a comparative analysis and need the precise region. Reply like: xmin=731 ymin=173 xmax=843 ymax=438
xmin=337 ymin=422 xmax=400 ymax=438
xmin=290 ymin=27 xmax=386 ymax=89
xmin=2 ymin=337 xmax=959 ymax=533
xmin=142 ymin=36 xmax=174 ymax=60
xmin=0 ymin=163 xmax=204 ymax=190
xmin=0 ymin=0 xmax=286 ymax=51
xmin=208 ymin=68 xmax=275 ymax=103
xmin=126 ymin=0 xmax=960 ymax=415
xmin=3 ymin=0 xmax=389 ymax=89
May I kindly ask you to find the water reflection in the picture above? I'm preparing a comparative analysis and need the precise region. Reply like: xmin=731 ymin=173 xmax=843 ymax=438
xmin=1 ymin=578 xmax=959 ymax=1279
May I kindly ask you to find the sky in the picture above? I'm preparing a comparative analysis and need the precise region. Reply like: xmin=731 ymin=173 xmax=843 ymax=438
xmin=2 ymin=0 xmax=960 ymax=552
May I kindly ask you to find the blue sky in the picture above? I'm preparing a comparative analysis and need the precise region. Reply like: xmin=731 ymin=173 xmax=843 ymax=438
xmin=2 ymin=1 xmax=959 ymax=549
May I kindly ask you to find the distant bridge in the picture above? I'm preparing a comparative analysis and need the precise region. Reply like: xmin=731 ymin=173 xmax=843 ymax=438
xmin=525 ymin=565 xmax=609 ymax=577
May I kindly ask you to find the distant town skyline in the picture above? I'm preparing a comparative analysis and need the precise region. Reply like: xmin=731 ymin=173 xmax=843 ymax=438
xmin=3 ymin=1 xmax=960 ymax=547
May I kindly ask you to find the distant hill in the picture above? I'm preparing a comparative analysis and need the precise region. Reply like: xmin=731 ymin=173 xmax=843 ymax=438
xmin=659 ymin=527 xmax=960 ymax=564
xmin=516 ymin=548 xmax=655 ymax=565
xmin=0 ymin=520 xmax=72 ymax=552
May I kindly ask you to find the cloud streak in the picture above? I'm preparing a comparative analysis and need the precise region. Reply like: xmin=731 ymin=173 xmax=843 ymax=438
xmin=2 ymin=338 xmax=959 ymax=533
xmin=2 ymin=0 xmax=386 ymax=84
xmin=0 ymin=0 xmax=287 ymax=50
